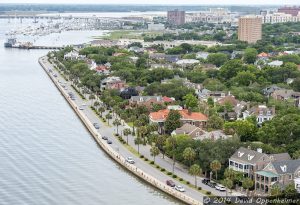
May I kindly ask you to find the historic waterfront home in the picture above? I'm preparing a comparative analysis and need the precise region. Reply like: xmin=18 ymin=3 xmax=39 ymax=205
xmin=172 ymin=123 xmax=228 ymax=141
xmin=129 ymin=96 xmax=175 ymax=109
xmin=242 ymin=105 xmax=275 ymax=125
xmin=229 ymin=147 xmax=291 ymax=180
xmin=255 ymin=159 xmax=300 ymax=194
xmin=64 ymin=50 xmax=86 ymax=61
xmin=100 ymin=76 xmax=127 ymax=91
xmin=149 ymin=105 xmax=208 ymax=134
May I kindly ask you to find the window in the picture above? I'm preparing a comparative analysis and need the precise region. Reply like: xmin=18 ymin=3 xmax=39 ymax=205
xmin=289 ymin=174 xmax=293 ymax=180
xmin=239 ymin=164 xmax=243 ymax=169
xmin=230 ymin=161 xmax=234 ymax=166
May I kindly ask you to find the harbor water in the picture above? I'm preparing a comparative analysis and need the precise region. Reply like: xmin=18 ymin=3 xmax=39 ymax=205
xmin=0 ymin=18 xmax=179 ymax=205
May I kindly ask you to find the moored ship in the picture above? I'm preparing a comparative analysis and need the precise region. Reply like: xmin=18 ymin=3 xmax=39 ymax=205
xmin=4 ymin=38 xmax=16 ymax=48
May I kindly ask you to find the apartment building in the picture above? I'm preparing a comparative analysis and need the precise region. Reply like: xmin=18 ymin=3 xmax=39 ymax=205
xmin=238 ymin=15 xmax=262 ymax=44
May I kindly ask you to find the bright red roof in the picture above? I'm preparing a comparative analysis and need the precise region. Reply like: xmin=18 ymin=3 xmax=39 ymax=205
xmin=162 ymin=96 xmax=175 ymax=103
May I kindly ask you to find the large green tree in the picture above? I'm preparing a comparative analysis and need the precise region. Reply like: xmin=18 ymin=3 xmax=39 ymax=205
xmin=164 ymin=110 xmax=181 ymax=134
xmin=243 ymin=48 xmax=258 ymax=64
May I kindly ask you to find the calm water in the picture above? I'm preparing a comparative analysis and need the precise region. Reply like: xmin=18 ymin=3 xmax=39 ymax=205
xmin=0 ymin=19 xmax=178 ymax=205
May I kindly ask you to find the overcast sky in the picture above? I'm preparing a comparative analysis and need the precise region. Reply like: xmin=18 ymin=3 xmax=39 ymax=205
xmin=1 ymin=0 xmax=300 ymax=5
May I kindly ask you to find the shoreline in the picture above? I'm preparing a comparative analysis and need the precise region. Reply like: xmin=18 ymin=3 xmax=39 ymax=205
xmin=38 ymin=56 xmax=202 ymax=205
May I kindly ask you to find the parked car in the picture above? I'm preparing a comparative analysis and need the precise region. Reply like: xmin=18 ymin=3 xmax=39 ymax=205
xmin=202 ymin=178 xmax=210 ymax=185
xmin=107 ymin=140 xmax=112 ymax=144
xmin=215 ymin=184 xmax=226 ymax=191
xmin=79 ymin=106 xmax=84 ymax=110
xmin=207 ymin=181 xmax=217 ymax=188
xmin=93 ymin=123 xmax=100 ymax=129
xmin=102 ymin=136 xmax=108 ymax=140
xmin=166 ymin=180 xmax=175 ymax=187
xmin=175 ymin=185 xmax=185 ymax=192
xmin=125 ymin=157 xmax=135 ymax=164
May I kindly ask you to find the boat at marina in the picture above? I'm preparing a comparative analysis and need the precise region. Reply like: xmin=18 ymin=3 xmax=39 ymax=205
xmin=4 ymin=38 xmax=16 ymax=48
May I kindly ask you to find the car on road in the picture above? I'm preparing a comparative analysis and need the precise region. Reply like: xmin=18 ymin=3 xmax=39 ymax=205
xmin=175 ymin=185 xmax=185 ymax=192
xmin=102 ymin=136 xmax=108 ymax=140
xmin=166 ymin=180 xmax=175 ymax=187
xmin=207 ymin=181 xmax=217 ymax=188
xmin=125 ymin=157 xmax=135 ymax=164
xmin=107 ymin=140 xmax=112 ymax=144
xmin=202 ymin=178 xmax=210 ymax=185
xmin=93 ymin=123 xmax=100 ymax=129
xmin=215 ymin=184 xmax=226 ymax=192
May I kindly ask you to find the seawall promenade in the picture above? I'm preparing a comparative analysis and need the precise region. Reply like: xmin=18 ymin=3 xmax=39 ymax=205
xmin=38 ymin=56 xmax=202 ymax=205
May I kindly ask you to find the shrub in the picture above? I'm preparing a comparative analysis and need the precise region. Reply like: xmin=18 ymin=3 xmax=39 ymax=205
xmin=167 ymin=172 xmax=172 ymax=175
xmin=179 ymin=178 xmax=183 ymax=181
xmin=172 ymin=174 xmax=177 ymax=178
xmin=140 ymin=155 xmax=144 ymax=158
xmin=206 ymin=191 xmax=211 ymax=195
xmin=186 ymin=181 xmax=190 ymax=185
xmin=156 ymin=165 xmax=160 ymax=168
xmin=115 ymin=133 xmax=119 ymax=136
xmin=198 ymin=187 xmax=202 ymax=190
xmin=144 ymin=158 xmax=148 ymax=161
xmin=161 ymin=168 xmax=165 ymax=172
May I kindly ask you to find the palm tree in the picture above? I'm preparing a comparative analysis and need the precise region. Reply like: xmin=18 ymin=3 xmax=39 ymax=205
xmin=189 ymin=164 xmax=202 ymax=188
xmin=105 ymin=113 xmax=112 ymax=125
xmin=123 ymin=128 xmax=131 ymax=144
xmin=113 ymin=118 xmax=121 ymax=135
xmin=156 ymin=135 xmax=167 ymax=159
xmin=165 ymin=136 xmax=177 ymax=174
xmin=134 ymin=136 xmax=143 ymax=154
xmin=150 ymin=146 xmax=160 ymax=163
xmin=210 ymin=160 xmax=221 ymax=180
xmin=183 ymin=147 xmax=196 ymax=167
xmin=98 ymin=107 xmax=105 ymax=117
xmin=89 ymin=94 xmax=96 ymax=104
xmin=242 ymin=177 xmax=254 ymax=196
xmin=222 ymin=178 xmax=233 ymax=197
xmin=137 ymin=126 xmax=148 ymax=145
xmin=94 ymin=101 xmax=100 ymax=109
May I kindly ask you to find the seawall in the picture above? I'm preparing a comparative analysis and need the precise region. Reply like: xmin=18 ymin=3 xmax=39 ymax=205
xmin=38 ymin=56 xmax=202 ymax=205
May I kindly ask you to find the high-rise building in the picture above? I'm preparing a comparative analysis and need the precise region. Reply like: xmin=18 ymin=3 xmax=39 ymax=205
xmin=278 ymin=6 xmax=300 ymax=16
xmin=238 ymin=16 xmax=262 ymax=44
xmin=167 ymin=10 xmax=185 ymax=25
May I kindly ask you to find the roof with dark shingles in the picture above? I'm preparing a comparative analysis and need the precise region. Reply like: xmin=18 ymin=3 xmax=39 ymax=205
xmin=271 ymin=159 xmax=300 ymax=175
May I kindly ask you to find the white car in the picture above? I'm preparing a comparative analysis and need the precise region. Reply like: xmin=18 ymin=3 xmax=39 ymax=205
xmin=175 ymin=185 xmax=185 ymax=192
xmin=79 ymin=106 xmax=84 ymax=110
xmin=215 ymin=184 xmax=226 ymax=191
xmin=125 ymin=157 xmax=135 ymax=164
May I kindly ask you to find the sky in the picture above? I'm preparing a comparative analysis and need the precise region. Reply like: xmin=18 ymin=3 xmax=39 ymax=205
xmin=1 ymin=0 xmax=299 ymax=5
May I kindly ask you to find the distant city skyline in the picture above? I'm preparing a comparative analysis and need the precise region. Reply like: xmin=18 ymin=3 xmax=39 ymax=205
xmin=1 ymin=0 xmax=300 ymax=5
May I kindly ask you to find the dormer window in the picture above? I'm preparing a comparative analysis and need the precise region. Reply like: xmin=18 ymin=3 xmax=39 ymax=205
xmin=280 ymin=165 xmax=287 ymax=172
xmin=248 ymin=154 xmax=254 ymax=161
xmin=238 ymin=151 xmax=244 ymax=157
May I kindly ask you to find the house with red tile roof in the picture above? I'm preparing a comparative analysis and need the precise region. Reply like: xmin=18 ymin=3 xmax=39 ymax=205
xmin=149 ymin=106 xmax=208 ymax=134
xmin=129 ymin=96 xmax=175 ymax=109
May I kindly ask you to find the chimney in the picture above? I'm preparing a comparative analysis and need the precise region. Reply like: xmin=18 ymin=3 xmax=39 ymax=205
xmin=247 ymin=145 xmax=251 ymax=150
xmin=257 ymin=148 xmax=262 ymax=153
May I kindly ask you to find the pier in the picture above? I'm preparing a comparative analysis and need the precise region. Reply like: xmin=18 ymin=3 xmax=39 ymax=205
xmin=12 ymin=45 xmax=64 ymax=50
